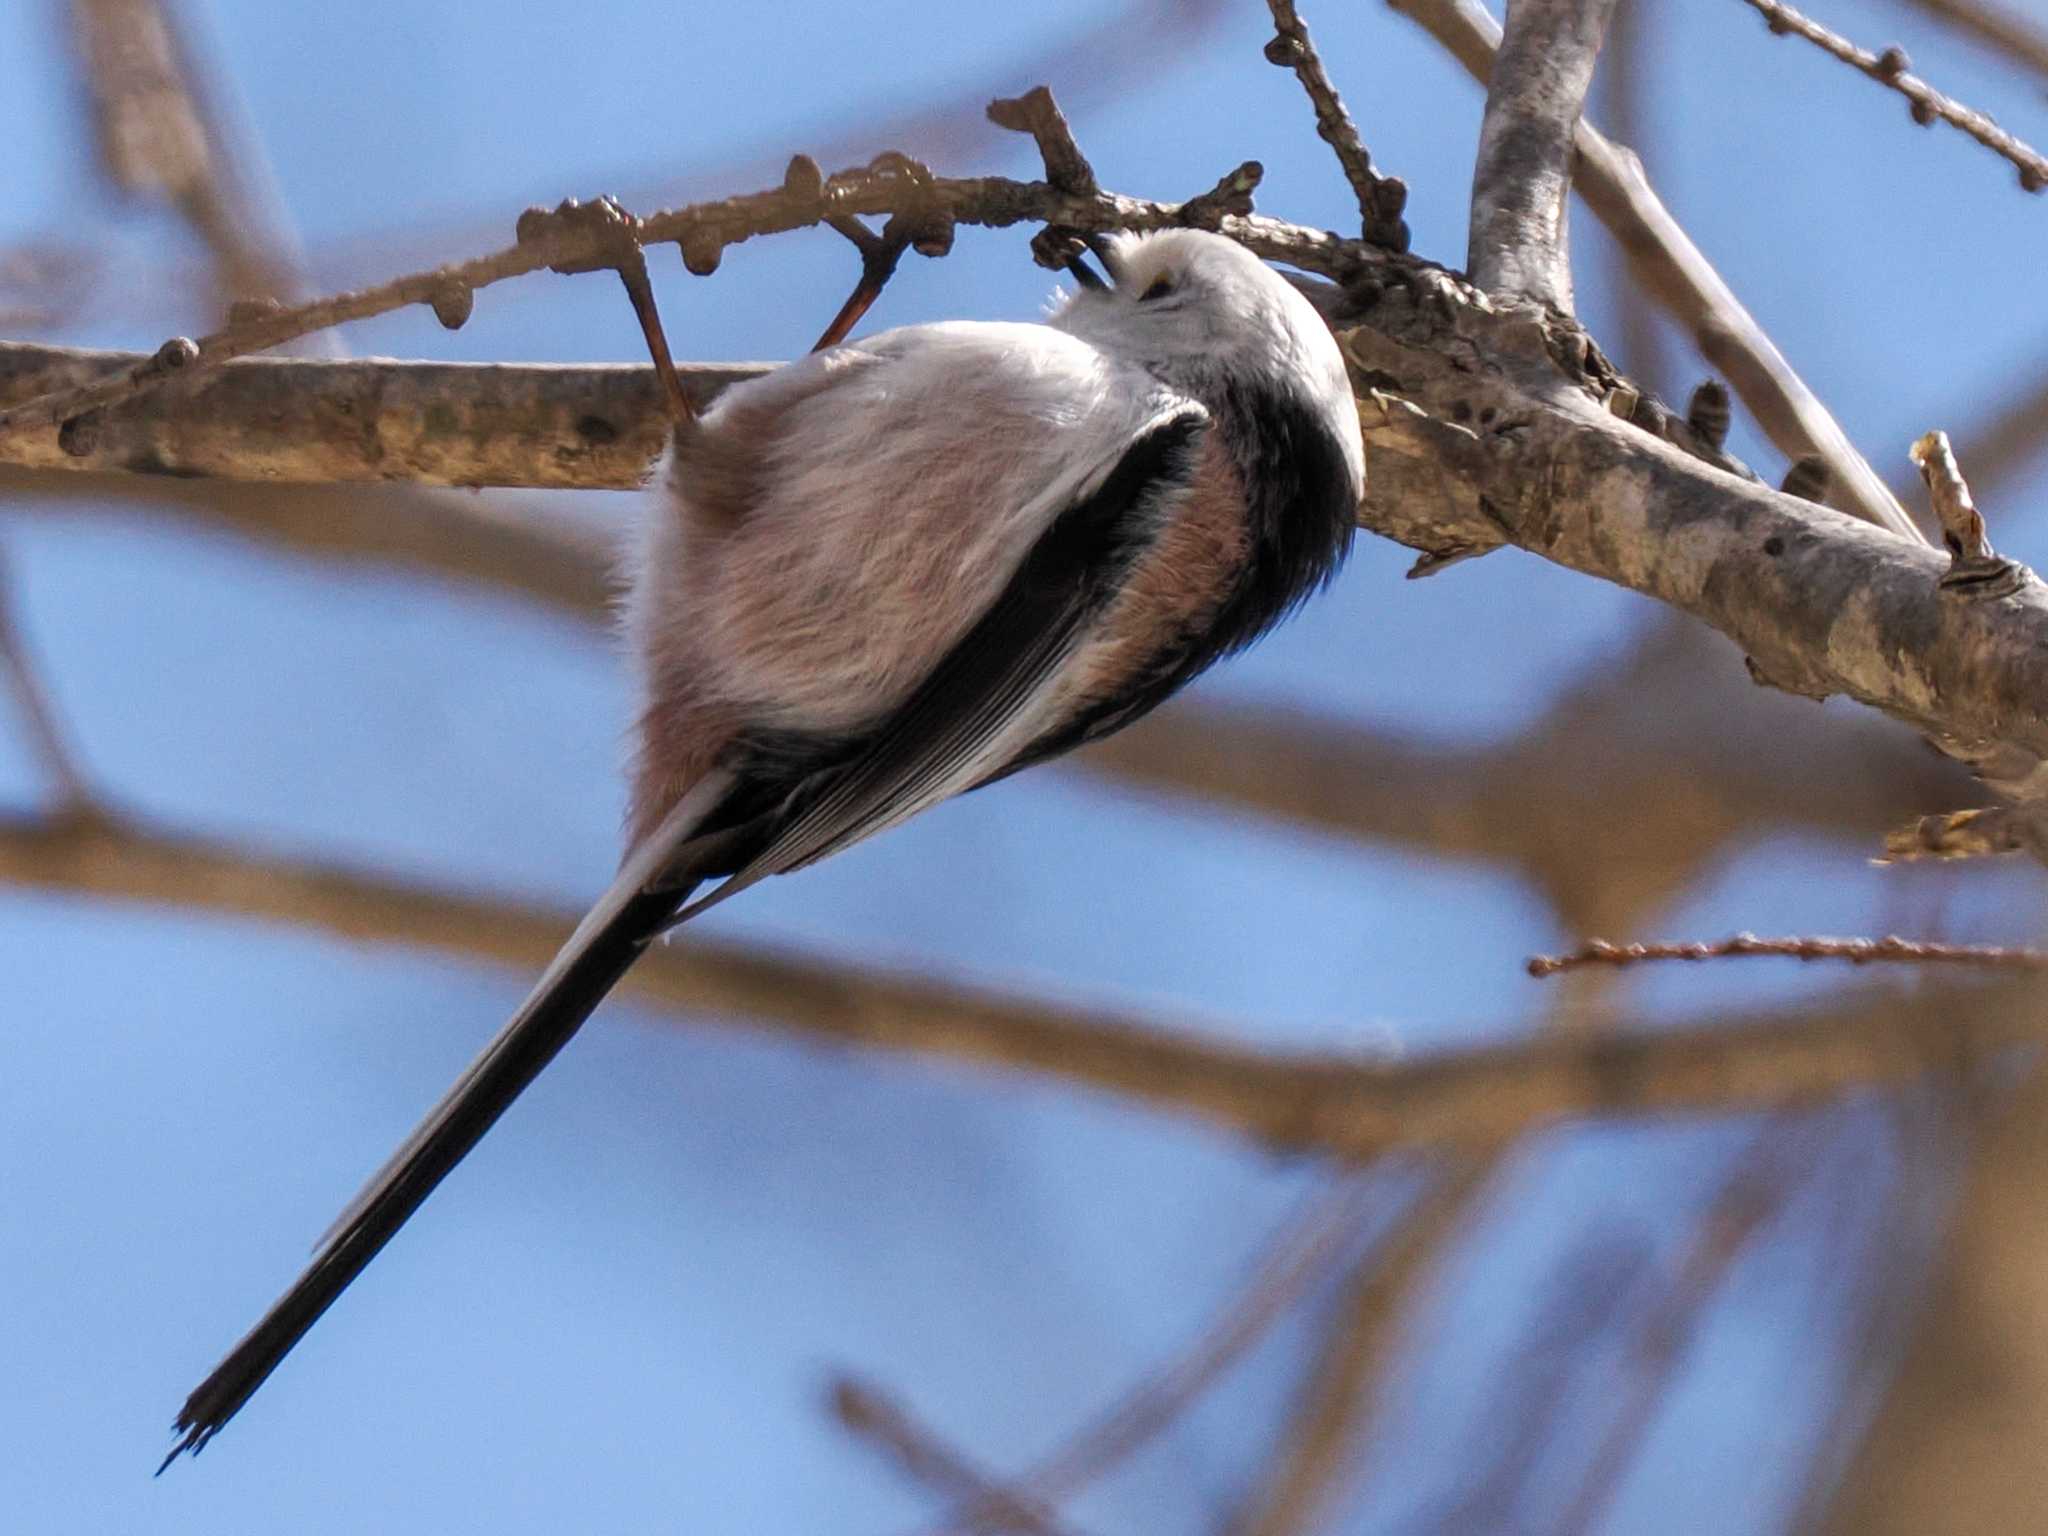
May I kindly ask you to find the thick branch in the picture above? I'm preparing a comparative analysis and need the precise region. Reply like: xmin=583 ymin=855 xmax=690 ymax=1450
xmin=1467 ymin=0 xmax=1622 ymax=309
xmin=0 ymin=343 xmax=763 ymax=487
xmin=69 ymin=0 xmax=309 ymax=308
xmin=0 ymin=810 xmax=2039 ymax=1157
xmin=7 ymin=296 xmax=2026 ymax=792
xmin=1388 ymin=0 xmax=1919 ymax=538
xmin=1333 ymin=286 xmax=2043 ymax=767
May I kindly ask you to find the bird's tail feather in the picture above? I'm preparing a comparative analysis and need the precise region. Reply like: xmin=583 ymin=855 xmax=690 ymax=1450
xmin=161 ymin=770 xmax=741 ymax=1471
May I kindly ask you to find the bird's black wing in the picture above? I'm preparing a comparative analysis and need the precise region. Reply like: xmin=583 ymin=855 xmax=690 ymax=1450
xmin=665 ymin=410 xmax=1209 ymax=922
xmin=162 ymin=410 xmax=1206 ymax=1469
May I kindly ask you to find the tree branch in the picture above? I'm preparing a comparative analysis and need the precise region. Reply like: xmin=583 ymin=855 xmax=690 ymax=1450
xmin=0 ymin=809 xmax=2040 ymax=1158
xmin=1466 ymin=0 xmax=1622 ymax=310
xmin=1740 ymin=0 xmax=2048 ymax=192
xmin=1386 ymin=0 xmax=1920 ymax=539
xmin=1228 ymin=1156 xmax=1491 ymax=1536
xmin=935 ymin=1178 xmax=1381 ymax=1533
xmin=1330 ymin=282 xmax=2037 ymax=769
xmin=68 ymin=0 xmax=313 ymax=310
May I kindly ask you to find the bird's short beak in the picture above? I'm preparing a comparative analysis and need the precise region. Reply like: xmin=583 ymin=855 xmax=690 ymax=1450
xmin=1065 ymin=252 xmax=1108 ymax=292
xmin=1084 ymin=233 xmax=1127 ymax=287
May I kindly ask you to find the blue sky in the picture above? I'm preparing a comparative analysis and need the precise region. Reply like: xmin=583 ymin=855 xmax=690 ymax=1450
xmin=2 ymin=0 xmax=2044 ymax=1530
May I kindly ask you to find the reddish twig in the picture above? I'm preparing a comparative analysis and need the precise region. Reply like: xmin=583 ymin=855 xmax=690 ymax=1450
xmin=1739 ymin=0 xmax=2048 ymax=192
xmin=1467 ymin=0 xmax=1623 ymax=311
xmin=1528 ymin=932 xmax=2048 ymax=978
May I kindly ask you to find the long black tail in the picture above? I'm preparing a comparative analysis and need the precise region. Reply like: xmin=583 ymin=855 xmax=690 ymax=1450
xmin=161 ymin=772 xmax=740 ymax=1470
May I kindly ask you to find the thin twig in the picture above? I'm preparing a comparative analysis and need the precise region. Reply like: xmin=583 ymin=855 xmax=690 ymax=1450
xmin=1467 ymin=0 xmax=1623 ymax=310
xmin=931 ymin=1177 xmax=1380 ymax=1534
xmin=1912 ymin=361 xmax=2048 ymax=507
xmin=986 ymin=87 xmax=1096 ymax=195
xmin=1263 ymin=0 xmax=1408 ymax=247
xmin=1528 ymin=932 xmax=2048 ymax=977
xmin=813 ymin=176 xmax=939 ymax=353
xmin=1739 ymin=0 xmax=2048 ymax=192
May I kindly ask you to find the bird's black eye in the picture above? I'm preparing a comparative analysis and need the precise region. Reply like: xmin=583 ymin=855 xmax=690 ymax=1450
xmin=1138 ymin=274 xmax=1175 ymax=302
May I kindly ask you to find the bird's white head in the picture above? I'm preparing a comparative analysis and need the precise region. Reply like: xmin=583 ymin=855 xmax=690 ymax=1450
xmin=1049 ymin=228 xmax=1364 ymax=502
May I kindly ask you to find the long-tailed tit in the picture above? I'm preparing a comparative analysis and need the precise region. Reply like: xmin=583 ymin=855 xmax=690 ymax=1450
xmin=165 ymin=228 xmax=1365 ymax=1463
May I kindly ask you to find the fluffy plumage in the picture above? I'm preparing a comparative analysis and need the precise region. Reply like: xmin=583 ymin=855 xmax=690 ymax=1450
xmin=164 ymin=229 xmax=1365 ymax=1466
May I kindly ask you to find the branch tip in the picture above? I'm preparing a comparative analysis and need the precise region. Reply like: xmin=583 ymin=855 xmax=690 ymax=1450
xmin=986 ymin=85 xmax=1097 ymax=195
xmin=1263 ymin=0 xmax=1404 ymax=245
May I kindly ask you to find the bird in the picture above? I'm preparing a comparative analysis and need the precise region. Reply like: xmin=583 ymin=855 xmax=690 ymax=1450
xmin=163 ymin=226 xmax=1366 ymax=1466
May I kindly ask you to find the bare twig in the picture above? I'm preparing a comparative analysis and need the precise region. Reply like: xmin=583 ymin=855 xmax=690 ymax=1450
xmin=828 ymin=1379 xmax=1077 ymax=1536
xmin=4 ymin=811 xmax=2047 ymax=1155
xmin=1599 ymin=0 xmax=1672 ymax=394
xmin=986 ymin=87 xmax=1097 ymax=195
xmin=1387 ymin=0 xmax=1921 ymax=540
xmin=1263 ymin=0 xmax=1408 ymax=247
xmin=810 ymin=156 xmax=956 ymax=353
xmin=1467 ymin=0 xmax=1623 ymax=310
xmin=1739 ymin=0 xmax=2048 ymax=192
xmin=1528 ymin=933 xmax=2048 ymax=977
